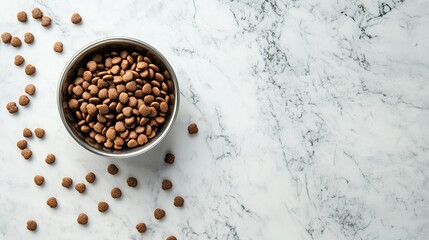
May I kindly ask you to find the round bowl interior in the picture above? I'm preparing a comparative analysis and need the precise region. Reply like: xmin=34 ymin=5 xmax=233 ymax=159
xmin=58 ymin=37 xmax=179 ymax=158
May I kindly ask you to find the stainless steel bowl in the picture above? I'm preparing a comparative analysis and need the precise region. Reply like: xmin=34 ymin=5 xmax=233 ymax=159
xmin=57 ymin=37 xmax=180 ymax=158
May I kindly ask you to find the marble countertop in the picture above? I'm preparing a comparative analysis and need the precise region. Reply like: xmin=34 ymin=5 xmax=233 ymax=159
xmin=0 ymin=0 xmax=428 ymax=239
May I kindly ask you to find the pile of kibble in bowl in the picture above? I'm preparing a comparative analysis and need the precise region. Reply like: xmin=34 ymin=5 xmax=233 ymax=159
xmin=65 ymin=50 xmax=175 ymax=150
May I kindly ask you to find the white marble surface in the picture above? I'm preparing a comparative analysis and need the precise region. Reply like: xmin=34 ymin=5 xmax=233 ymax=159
xmin=0 ymin=0 xmax=428 ymax=239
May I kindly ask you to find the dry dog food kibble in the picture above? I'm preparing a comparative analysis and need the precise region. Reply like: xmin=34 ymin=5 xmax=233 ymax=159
xmin=98 ymin=201 xmax=109 ymax=212
xmin=77 ymin=213 xmax=88 ymax=225
xmin=136 ymin=222 xmax=147 ymax=233
xmin=11 ymin=36 xmax=22 ymax=47
xmin=174 ymin=196 xmax=184 ymax=207
xmin=166 ymin=236 xmax=177 ymax=240
xmin=188 ymin=123 xmax=198 ymax=135
xmin=164 ymin=153 xmax=175 ymax=164
xmin=17 ymin=139 xmax=27 ymax=149
xmin=1 ymin=32 xmax=12 ymax=43
xmin=14 ymin=55 xmax=25 ymax=66
xmin=62 ymin=177 xmax=73 ymax=188
xmin=64 ymin=49 xmax=175 ymax=150
xmin=47 ymin=197 xmax=58 ymax=208
xmin=71 ymin=13 xmax=82 ymax=24
xmin=111 ymin=187 xmax=122 ymax=199
xmin=85 ymin=172 xmax=96 ymax=183
xmin=21 ymin=149 xmax=32 ymax=159
xmin=25 ymin=84 xmax=36 ymax=95
xmin=127 ymin=177 xmax=138 ymax=187
xmin=107 ymin=164 xmax=119 ymax=175
xmin=53 ymin=42 xmax=63 ymax=53
xmin=154 ymin=208 xmax=165 ymax=220
xmin=19 ymin=95 xmax=30 ymax=106
xmin=25 ymin=64 xmax=36 ymax=75
xmin=32 ymin=8 xmax=43 ymax=19
xmin=27 ymin=220 xmax=37 ymax=231
xmin=75 ymin=183 xmax=86 ymax=193
xmin=17 ymin=11 xmax=27 ymax=22
xmin=24 ymin=32 xmax=34 ymax=44
xmin=23 ymin=128 xmax=32 ymax=138
xmin=6 ymin=102 xmax=18 ymax=114
xmin=45 ymin=153 xmax=56 ymax=164
xmin=34 ymin=175 xmax=44 ymax=186
xmin=162 ymin=179 xmax=172 ymax=190
xmin=41 ymin=16 xmax=51 ymax=27
xmin=35 ymin=128 xmax=45 ymax=138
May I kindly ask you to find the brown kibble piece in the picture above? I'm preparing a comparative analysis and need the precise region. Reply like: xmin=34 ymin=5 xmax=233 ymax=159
xmin=162 ymin=179 xmax=173 ymax=190
xmin=17 ymin=139 xmax=27 ymax=150
xmin=85 ymin=172 xmax=96 ymax=183
xmin=35 ymin=128 xmax=45 ymax=138
xmin=174 ymin=196 xmax=185 ymax=207
xmin=107 ymin=164 xmax=118 ymax=175
xmin=17 ymin=11 xmax=27 ymax=22
xmin=34 ymin=175 xmax=44 ymax=186
xmin=21 ymin=149 xmax=32 ymax=159
xmin=166 ymin=236 xmax=177 ymax=240
xmin=24 ymin=32 xmax=34 ymax=44
xmin=14 ymin=55 xmax=25 ymax=66
xmin=25 ymin=84 xmax=36 ymax=95
xmin=77 ymin=213 xmax=88 ymax=225
xmin=136 ymin=223 xmax=146 ymax=233
xmin=62 ymin=177 xmax=73 ymax=188
xmin=53 ymin=42 xmax=63 ymax=53
xmin=188 ymin=123 xmax=198 ymax=135
xmin=41 ymin=16 xmax=51 ymax=27
xmin=23 ymin=128 xmax=32 ymax=138
xmin=32 ymin=8 xmax=43 ymax=19
xmin=1 ymin=32 xmax=12 ymax=43
xmin=98 ymin=201 xmax=109 ymax=212
xmin=47 ymin=197 xmax=58 ymax=208
xmin=164 ymin=153 xmax=175 ymax=164
xmin=111 ymin=187 xmax=122 ymax=199
xmin=6 ymin=102 xmax=18 ymax=114
xmin=71 ymin=13 xmax=82 ymax=24
xmin=27 ymin=220 xmax=37 ymax=231
xmin=25 ymin=64 xmax=36 ymax=75
xmin=11 ymin=37 xmax=22 ymax=47
xmin=75 ymin=183 xmax=86 ymax=193
xmin=154 ymin=208 xmax=165 ymax=220
xmin=45 ymin=153 xmax=55 ymax=164
xmin=127 ymin=177 xmax=138 ymax=187
xmin=18 ymin=95 xmax=30 ymax=106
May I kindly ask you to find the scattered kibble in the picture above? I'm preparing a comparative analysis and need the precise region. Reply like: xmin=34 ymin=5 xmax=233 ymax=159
xmin=61 ymin=177 xmax=73 ymax=188
xmin=75 ymin=183 xmax=86 ymax=193
xmin=77 ymin=213 xmax=88 ymax=225
xmin=25 ymin=64 xmax=36 ymax=75
xmin=26 ymin=220 xmax=37 ymax=231
xmin=6 ymin=102 xmax=18 ymax=114
xmin=21 ymin=149 xmax=32 ymax=159
xmin=71 ymin=13 xmax=82 ymax=24
xmin=127 ymin=177 xmax=138 ymax=187
xmin=85 ymin=172 xmax=96 ymax=183
xmin=46 ymin=197 xmax=58 ymax=208
xmin=34 ymin=175 xmax=44 ymax=186
xmin=107 ymin=164 xmax=119 ymax=175
xmin=31 ymin=8 xmax=43 ymax=19
xmin=53 ymin=41 xmax=63 ymax=53
xmin=1 ymin=32 xmax=12 ymax=43
xmin=162 ymin=179 xmax=173 ymax=190
xmin=98 ymin=201 xmax=109 ymax=212
xmin=154 ymin=208 xmax=165 ymax=220
xmin=188 ymin=123 xmax=198 ymax=135
xmin=41 ymin=16 xmax=51 ymax=27
xmin=166 ymin=236 xmax=177 ymax=240
xmin=136 ymin=222 xmax=147 ymax=233
xmin=25 ymin=84 xmax=36 ymax=95
xmin=18 ymin=95 xmax=30 ymax=106
xmin=23 ymin=32 xmax=34 ymax=44
xmin=14 ymin=55 xmax=25 ymax=66
xmin=174 ymin=196 xmax=184 ymax=207
xmin=35 ymin=128 xmax=45 ymax=138
xmin=17 ymin=11 xmax=27 ymax=22
xmin=11 ymin=36 xmax=22 ymax=47
xmin=111 ymin=187 xmax=122 ymax=199
xmin=17 ymin=139 xmax=27 ymax=150
xmin=45 ymin=153 xmax=56 ymax=164
xmin=23 ymin=128 xmax=32 ymax=138
xmin=164 ymin=153 xmax=175 ymax=164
